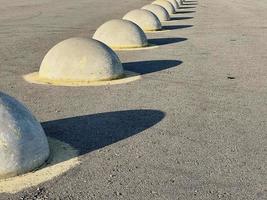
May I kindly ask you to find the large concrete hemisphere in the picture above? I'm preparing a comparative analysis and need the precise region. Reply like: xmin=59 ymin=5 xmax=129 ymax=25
xmin=152 ymin=0 xmax=176 ymax=14
xmin=142 ymin=4 xmax=170 ymax=22
xmin=123 ymin=9 xmax=162 ymax=31
xmin=93 ymin=19 xmax=148 ymax=49
xmin=167 ymin=0 xmax=179 ymax=9
xmin=0 ymin=92 xmax=50 ymax=179
xmin=39 ymin=38 xmax=124 ymax=82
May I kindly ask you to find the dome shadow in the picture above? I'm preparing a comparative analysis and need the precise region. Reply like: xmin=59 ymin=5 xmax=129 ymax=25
xmin=183 ymin=0 xmax=198 ymax=2
xmin=149 ymin=37 xmax=187 ymax=46
xmin=123 ymin=60 xmax=182 ymax=75
xmin=180 ymin=6 xmax=196 ymax=9
xmin=182 ymin=0 xmax=198 ymax=4
xmin=42 ymin=109 xmax=165 ymax=163
xmin=183 ymin=3 xmax=198 ymax=6
xmin=171 ymin=16 xmax=194 ymax=20
xmin=176 ymin=10 xmax=196 ymax=14
xmin=163 ymin=25 xmax=193 ymax=30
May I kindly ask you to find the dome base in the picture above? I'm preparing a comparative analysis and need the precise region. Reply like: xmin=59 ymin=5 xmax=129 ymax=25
xmin=113 ymin=43 xmax=159 ymax=51
xmin=0 ymin=138 xmax=79 ymax=193
xmin=145 ymin=29 xmax=171 ymax=33
xmin=23 ymin=71 xmax=140 ymax=87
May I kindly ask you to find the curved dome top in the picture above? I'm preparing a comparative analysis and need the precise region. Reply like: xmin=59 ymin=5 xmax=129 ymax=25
xmin=39 ymin=37 xmax=123 ymax=82
xmin=123 ymin=9 xmax=162 ymax=31
xmin=0 ymin=92 xmax=49 ymax=178
xmin=142 ymin=4 xmax=170 ymax=22
xmin=167 ymin=0 xmax=179 ymax=9
xmin=93 ymin=19 xmax=148 ymax=49
xmin=152 ymin=0 xmax=176 ymax=14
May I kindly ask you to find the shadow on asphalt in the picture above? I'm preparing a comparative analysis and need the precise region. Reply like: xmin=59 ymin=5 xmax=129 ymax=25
xmin=149 ymin=37 xmax=187 ymax=45
xmin=182 ymin=0 xmax=198 ymax=4
xmin=183 ymin=3 xmax=198 ymax=6
xmin=179 ymin=6 xmax=196 ymax=9
xmin=171 ymin=16 xmax=194 ymax=20
xmin=123 ymin=60 xmax=182 ymax=75
xmin=42 ymin=109 xmax=165 ymax=161
xmin=176 ymin=10 xmax=196 ymax=14
xmin=163 ymin=25 xmax=193 ymax=30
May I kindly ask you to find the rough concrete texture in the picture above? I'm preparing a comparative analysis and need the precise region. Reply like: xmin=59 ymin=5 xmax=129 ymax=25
xmin=38 ymin=38 xmax=123 ymax=82
xmin=0 ymin=137 xmax=79 ymax=194
xmin=167 ymin=0 xmax=179 ymax=9
xmin=123 ymin=9 xmax=162 ymax=31
xmin=176 ymin=0 xmax=182 ymax=7
xmin=0 ymin=0 xmax=267 ymax=199
xmin=142 ymin=4 xmax=170 ymax=22
xmin=152 ymin=0 xmax=176 ymax=14
xmin=0 ymin=92 xmax=49 ymax=179
xmin=93 ymin=19 xmax=148 ymax=49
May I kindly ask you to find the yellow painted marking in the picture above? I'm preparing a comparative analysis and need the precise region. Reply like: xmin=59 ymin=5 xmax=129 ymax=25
xmin=0 ymin=138 xmax=79 ymax=193
xmin=145 ymin=29 xmax=171 ymax=33
xmin=23 ymin=71 xmax=141 ymax=87
xmin=113 ymin=43 xmax=159 ymax=51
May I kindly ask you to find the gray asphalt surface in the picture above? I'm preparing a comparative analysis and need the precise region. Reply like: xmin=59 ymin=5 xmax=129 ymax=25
xmin=0 ymin=0 xmax=266 ymax=199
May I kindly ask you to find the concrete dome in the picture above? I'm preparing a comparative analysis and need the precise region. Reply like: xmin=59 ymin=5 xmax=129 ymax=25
xmin=0 ymin=92 xmax=49 ymax=179
xmin=176 ymin=0 xmax=182 ymax=7
xmin=39 ymin=38 xmax=124 ymax=82
xmin=152 ymin=0 xmax=176 ymax=14
xmin=142 ymin=4 xmax=170 ymax=22
xmin=93 ymin=19 xmax=148 ymax=49
xmin=123 ymin=9 xmax=162 ymax=31
xmin=167 ymin=0 xmax=179 ymax=9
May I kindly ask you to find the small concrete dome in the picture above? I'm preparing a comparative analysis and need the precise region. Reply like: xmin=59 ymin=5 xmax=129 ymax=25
xmin=123 ymin=9 xmax=162 ymax=31
xmin=0 ymin=92 xmax=49 ymax=179
xmin=167 ymin=0 xmax=179 ymax=9
xmin=39 ymin=38 xmax=124 ymax=82
xmin=152 ymin=0 xmax=176 ymax=14
xmin=142 ymin=4 xmax=170 ymax=22
xmin=93 ymin=19 xmax=148 ymax=49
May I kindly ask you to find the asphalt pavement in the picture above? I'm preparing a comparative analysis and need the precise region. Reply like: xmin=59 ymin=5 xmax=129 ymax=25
xmin=0 ymin=0 xmax=266 ymax=199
